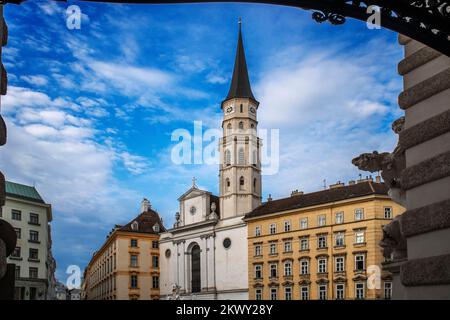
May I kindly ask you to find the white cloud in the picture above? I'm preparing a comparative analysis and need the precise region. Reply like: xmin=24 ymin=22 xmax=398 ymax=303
xmin=20 ymin=75 xmax=49 ymax=86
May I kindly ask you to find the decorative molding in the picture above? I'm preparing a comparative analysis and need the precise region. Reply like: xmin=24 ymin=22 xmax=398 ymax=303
xmin=401 ymin=151 xmax=450 ymax=190
xmin=401 ymin=254 xmax=450 ymax=286
xmin=398 ymin=68 xmax=450 ymax=110
xmin=400 ymin=109 xmax=450 ymax=150
xmin=398 ymin=46 xmax=441 ymax=76
xmin=402 ymin=199 xmax=450 ymax=237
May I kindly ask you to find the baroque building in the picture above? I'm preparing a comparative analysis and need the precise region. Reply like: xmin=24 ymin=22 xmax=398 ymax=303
xmin=159 ymin=22 xmax=260 ymax=300
xmin=1 ymin=181 xmax=56 ymax=300
xmin=244 ymin=178 xmax=405 ymax=300
xmin=82 ymin=199 xmax=164 ymax=300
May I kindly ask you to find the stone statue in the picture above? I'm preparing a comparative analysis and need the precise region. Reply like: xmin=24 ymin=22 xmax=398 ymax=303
xmin=173 ymin=212 xmax=181 ymax=228
xmin=209 ymin=202 xmax=218 ymax=220
xmin=379 ymin=215 xmax=407 ymax=260
xmin=171 ymin=283 xmax=181 ymax=300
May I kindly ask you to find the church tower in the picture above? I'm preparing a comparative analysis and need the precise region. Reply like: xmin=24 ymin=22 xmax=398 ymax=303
xmin=219 ymin=20 xmax=262 ymax=218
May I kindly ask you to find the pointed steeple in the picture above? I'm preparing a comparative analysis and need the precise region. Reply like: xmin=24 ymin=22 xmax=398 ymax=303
xmin=224 ymin=18 xmax=256 ymax=102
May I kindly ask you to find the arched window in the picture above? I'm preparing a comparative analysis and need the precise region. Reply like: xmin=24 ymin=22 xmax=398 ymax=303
xmin=225 ymin=149 xmax=231 ymax=166
xmin=238 ymin=148 xmax=245 ymax=165
xmin=191 ymin=245 xmax=201 ymax=293
xmin=251 ymin=123 xmax=255 ymax=129
xmin=225 ymin=178 xmax=230 ymax=192
xmin=238 ymin=121 xmax=244 ymax=130
xmin=239 ymin=176 xmax=245 ymax=190
xmin=240 ymin=104 xmax=243 ymax=113
xmin=253 ymin=178 xmax=257 ymax=190
xmin=227 ymin=123 xmax=232 ymax=130
xmin=252 ymin=150 xmax=257 ymax=166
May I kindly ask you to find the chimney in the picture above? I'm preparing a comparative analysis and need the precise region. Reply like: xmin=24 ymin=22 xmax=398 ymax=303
xmin=267 ymin=194 xmax=273 ymax=202
xmin=329 ymin=181 xmax=345 ymax=189
xmin=291 ymin=190 xmax=304 ymax=197
xmin=141 ymin=198 xmax=151 ymax=213
xmin=357 ymin=176 xmax=373 ymax=184
xmin=375 ymin=175 xmax=381 ymax=183
xmin=348 ymin=180 xmax=356 ymax=185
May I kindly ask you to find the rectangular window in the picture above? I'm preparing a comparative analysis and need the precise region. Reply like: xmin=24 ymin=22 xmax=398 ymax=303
xmin=318 ymin=259 xmax=327 ymax=273
xmin=355 ymin=208 xmax=364 ymax=221
xmin=269 ymin=243 xmax=277 ymax=255
xmin=130 ymin=239 xmax=138 ymax=247
xmin=318 ymin=215 xmax=326 ymax=227
xmin=130 ymin=255 xmax=138 ymax=267
xmin=269 ymin=223 xmax=276 ymax=235
xmin=14 ymin=228 xmax=21 ymax=240
xmin=152 ymin=276 xmax=159 ymax=289
xmin=29 ymin=267 xmax=38 ymax=279
xmin=318 ymin=235 xmax=327 ymax=249
xmin=384 ymin=207 xmax=393 ymax=219
xmin=284 ymin=287 xmax=292 ymax=300
xmin=355 ymin=230 xmax=365 ymax=244
xmin=384 ymin=282 xmax=392 ymax=300
xmin=335 ymin=232 xmax=345 ymax=247
xmin=300 ymin=237 xmax=309 ymax=251
xmin=300 ymin=218 xmax=308 ymax=229
xmin=270 ymin=288 xmax=277 ymax=300
xmin=29 ymin=248 xmax=39 ymax=260
xmin=254 ymin=245 xmax=262 ymax=256
xmin=300 ymin=259 xmax=309 ymax=275
xmin=29 ymin=213 xmax=39 ymax=225
xmin=254 ymin=265 xmax=262 ymax=279
xmin=11 ymin=247 xmax=21 ymax=258
xmin=284 ymin=241 xmax=292 ymax=252
xmin=284 ymin=261 xmax=292 ymax=276
xmin=255 ymin=226 xmax=261 ymax=237
xmin=355 ymin=254 xmax=365 ymax=271
xmin=335 ymin=256 xmax=345 ymax=272
xmin=130 ymin=275 xmax=138 ymax=289
xmin=29 ymin=230 xmax=39 ymax=242
xmin=270 ymin=264 xmax=277 ymax=278
xmin=15 ymin=266 xmax=20 ymax=279
xmin=284 ymin=220 xmax=291 ymax=232
xmin=152 ymin=241 xmax=159 ymax=249
xmin=152 ymin=255 xmax=159 ymax=268
xmin=335 ymin=212 xmax=344 ymax=224
xmin=11 ymin=209 xmax=22 ymax=221
xmin=255 ymin=289 xmax=262 ymax=300
xmin=318 ymin=285 xmax=327 ymax=300
xmin=336 ymin=284 xmax=345 ymax=300
xmin=355 ymin=283 xmax=365 ymax=299
xmin=301 ymin=286 xmax=309 ymax=300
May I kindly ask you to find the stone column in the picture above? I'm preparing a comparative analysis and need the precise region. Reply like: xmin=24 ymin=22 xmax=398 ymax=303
xmin=395 ymin=35 xmax=450 ymax=299
xmin=200 ymin=236 xmax=208 ymax=291
xmin=206 ymin=235 xmax=216 ymax=291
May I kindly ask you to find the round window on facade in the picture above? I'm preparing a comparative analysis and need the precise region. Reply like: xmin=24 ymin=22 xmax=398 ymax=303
xmin=165 ymin=249 xmax=171 ymax=258
xmin=223 ymin=238 xmax=232 ymax=249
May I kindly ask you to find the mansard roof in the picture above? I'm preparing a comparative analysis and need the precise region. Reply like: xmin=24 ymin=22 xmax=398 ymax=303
xmin=119 ymin=209 xmax=166 ymax=234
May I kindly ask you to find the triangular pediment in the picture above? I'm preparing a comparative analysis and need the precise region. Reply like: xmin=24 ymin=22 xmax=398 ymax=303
xmin=177 ymin=187 xmax=211 ymax=201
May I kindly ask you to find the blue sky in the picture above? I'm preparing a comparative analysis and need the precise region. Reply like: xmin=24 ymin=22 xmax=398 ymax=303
xmin=0 ymin=0 xmax=403 ymax=282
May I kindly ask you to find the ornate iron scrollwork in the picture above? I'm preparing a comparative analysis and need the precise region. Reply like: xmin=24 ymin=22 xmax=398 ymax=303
xmin=312 ymin=10 xmax=346 ymax=25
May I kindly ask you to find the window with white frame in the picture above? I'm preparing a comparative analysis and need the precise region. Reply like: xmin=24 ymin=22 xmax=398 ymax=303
xmin=318 ymin=234 xmax=327 ymax=249
xmin=300 ymin=286 xmax=309 ymax=300
xmin=335 ymin=232 xmax=345 ymax=247
xmin=270 ymin=263 xmax=278 ymax=278
xmin=318 ymin=215 xmax=326 ymax=226
xmin=255 ymin=226 xmax=261 ymax=237
xmin=284 ymin=220 xmax=291 ymax=232
xmin=284 ymin=261 xmax=292 ymax=276
xmin=269 ymin=243 xmax=277 ymax=255
xmin=336 ymin=284 xmax=345 ymax=300
xmin=318 ymin=258 xmax=327 ymax=273
xmin=335 ymin=212 xmax=344 ymax=224
xmin=254 ymin=264 xmax=262 ymax=279
xmin=355 ymin=230 xmax=365 ymax=244
xmin=355 ymin=208 xmax=364 ymax=220
xmin=318 ymin=285 xmax=327 ymax=300
xmin=300 ymin=237 xmax=309 ymax=251
xmin=300 ymin=259 xmax=309 ymax=275
xmin=300 ymin=218 xmax=308 ymax=229
xmin=270 ymin=288 xmax=277 ymax=300
xmin=355 ymin=254 xmax=365 ymax=271
xmin=284 ymin=241 xmax=292 ymax=252
xmin=384 ymin=207 xmax=393 ymax=219
xmin=335 ymin=256 xmax=345 ymax=272
xmin=355 ymin=282 xmax=365 ymax=299
xmin=384 ymin=282 xmax=392 ymax=300
xmin=255 ymin=289 xmax=263 ymax=300
xmin=284 ymin=287 xmax=292 ymax=300
xmin=269 ymin=223 xmax=277 ymax=235
xmin=254 ymin=245 xmax=262 ymax=256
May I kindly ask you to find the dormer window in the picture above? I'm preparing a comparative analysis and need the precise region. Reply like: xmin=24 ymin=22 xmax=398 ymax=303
xmin=131 ymin=221 xmax=139 ymax=231
xmin=153 ymin=224 xmax=160 ymax=233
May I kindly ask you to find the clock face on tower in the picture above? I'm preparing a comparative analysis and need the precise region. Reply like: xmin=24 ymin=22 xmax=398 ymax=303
xmin=225 ymin=105 xmax=235 ymax=115
xmin=189 ymin=206 xmax=197 ymax=215
xmin=249 ymin=106 xmax=256 ymax=114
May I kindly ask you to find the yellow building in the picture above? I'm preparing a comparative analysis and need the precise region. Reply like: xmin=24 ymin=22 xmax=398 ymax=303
xmin=82 ymin=199 xmax=165 ymax=300
xmin=244 ymin=178 xmax=405 ymax=300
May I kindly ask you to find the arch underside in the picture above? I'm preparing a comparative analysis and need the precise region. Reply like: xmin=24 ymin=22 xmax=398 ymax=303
xmin=5 ymin=0 xmax=449 ymax=56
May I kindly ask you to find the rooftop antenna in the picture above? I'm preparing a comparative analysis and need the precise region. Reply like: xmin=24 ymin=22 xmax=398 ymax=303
xmin=323 ymin=179 xmax=326 ymax=190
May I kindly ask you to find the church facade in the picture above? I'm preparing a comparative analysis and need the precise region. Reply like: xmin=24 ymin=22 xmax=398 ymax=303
xmin=159 ymin=23 xmax=262 ymax=300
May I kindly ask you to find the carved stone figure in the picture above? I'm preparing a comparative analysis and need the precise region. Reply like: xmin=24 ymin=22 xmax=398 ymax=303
xmin=173 ymin=212 xmax=181 ymax=228
xmin=209 ymin=202 xmax=218 ymax=220
xmin=379 ymin=215 xmax=407 ymax=260
xmin=171 ymin=283 xmax=181 ymax=300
